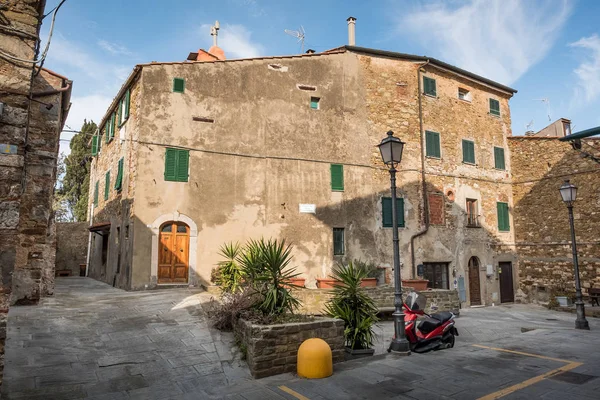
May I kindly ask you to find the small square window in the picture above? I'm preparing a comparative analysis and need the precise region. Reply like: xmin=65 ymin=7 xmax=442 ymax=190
xmin=458 ymin=88 xmax=471 ymax=101
xmin=310 ymin=97 xmax=320 ymax=110
xmin=489 ymin=98 xmax=500 ymax=116
xmin=423 ymin=76 xmax=436 ymax=97
xmin=333 ymin=228 xmax=345 ymax=255
xmin=173 ymin=78 xmax=185 ymax=93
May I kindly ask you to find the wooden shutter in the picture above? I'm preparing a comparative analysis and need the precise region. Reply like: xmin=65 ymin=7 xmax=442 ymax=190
xmin=104 ymin=171 xmax=110 ymax=200
xmin=176 ymin=150 xmax=189 ymax=182
xmin=397 ymin=198 xmax=405 ymax=227
xmin=124 ymin=89 xmax=130 ymax=119
xmin=110 ymin=113 xmax=116 ymax=140
xmin=424 ymin=76 xmax=436 ymax=96
xmin=330 ymin=164 xmax=344 ymax=191
xmin=494 ymin=147 xmax=505 ymax=170
xmin=94 ymin=181 xmax=99 ymax=206
xmin=114 ymin=158 xmax=124 ymax=191
xmin=426 ymin=131 xmax=441 ymax=158
xmin=382 ymin=197 xmax=404 ymax=227
xmin=91 ymin=135 xmax=98 ymax=155
xmin=497 ymin=202 xmax=509 ymax=231
xmin=173 ymin=78 xmax=185 ymax=93
xmin=462 ymin=140 xmax=475 ymax=164
xmin=490 ymin=99 xmax=500 ymax=116
xmin=164 ymin=148 xmax=177 ymax=181
xmin=104 ymin=124 xmax=109 ymax=143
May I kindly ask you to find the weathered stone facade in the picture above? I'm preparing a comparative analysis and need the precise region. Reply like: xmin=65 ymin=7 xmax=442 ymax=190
xmin=56 ymin=222 xmax=89 ymax=276
xmin=234 ymin=317 xmax=345 ymax=378
xmin=509 ymin=136 xmax=600 ymax=302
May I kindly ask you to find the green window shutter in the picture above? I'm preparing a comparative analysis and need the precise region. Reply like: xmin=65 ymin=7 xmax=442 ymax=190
xmin=425 ymin=131 xmax=441 ymax=158
xmin=330 ymin=164 xmax=344 ymax=191
xmin=104 ymin=171 xmax=110 ymax=200
xmin=124 ymin=89 xmax=130 ymax=119
xmin=94 ymin=181 xmax=99 ymax=207
xmin=494 ymin=147 xmax=505 ymax=170
xmin=382 ymin=197 xmax=404 ymax=228
xmin=424 ymin=76 xmax=436 ymax=96
xmin=164 ymin=148 xmax=177 ymax=181
xmin=490 ymin=99 xmax=500 ymax=116
xmin=110 ymin=113 xmax=116 ymax=140
xmin=173 ymin=78 xmax=185 ymax=93
xmin=114 ymin=158 xmax=124 ymax=191
xmin=118 ymin=100 xmax=123 ymax=126
xmin=104 ymin=124 xmax=109 ymax=144
xmin=333 ymin=228 xmax=345 ymax=255
xmin=91 ymin=135 xmax=98 ymax=156
xmin=497 ymin=202 xmax=509 ymax=231
xmin=176 ymin=150 xmax=189 ymax=182
xmin=462 ymin=140 xmax=475 ymax=164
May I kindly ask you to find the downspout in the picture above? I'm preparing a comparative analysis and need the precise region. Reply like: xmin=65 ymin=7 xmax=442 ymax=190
xmin=410 ymin=60 xmax=431 ymax=279
xmin=30 ymin=81 xmax=72 ymax=97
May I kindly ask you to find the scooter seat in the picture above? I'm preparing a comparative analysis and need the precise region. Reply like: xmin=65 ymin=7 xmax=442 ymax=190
xmin=417 ymin=318 xmax=442 ymax=333
xmin=431 ymin=311 xmax=453 ymax=323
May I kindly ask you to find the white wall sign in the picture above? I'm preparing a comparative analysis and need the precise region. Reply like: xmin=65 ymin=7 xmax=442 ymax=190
xmin=299 ymin=204 xmax=316 ymax=214
xmin=486 ymin=264 xmax=494 ymax=276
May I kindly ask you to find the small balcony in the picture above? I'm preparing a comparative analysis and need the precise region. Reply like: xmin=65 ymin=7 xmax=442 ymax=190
xmin=466 ymin=214 xmax=481 ymax=228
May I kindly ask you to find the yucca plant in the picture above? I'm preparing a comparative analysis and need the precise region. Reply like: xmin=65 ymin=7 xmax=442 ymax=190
xmin=215 ymin=242 xmax=244 ymax=293
xmin=325 ymin=261 xmax=379 ymax=350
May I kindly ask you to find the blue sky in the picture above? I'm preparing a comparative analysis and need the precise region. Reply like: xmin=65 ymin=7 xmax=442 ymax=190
xmin=42 ymin=0 xmax=600 ymax=154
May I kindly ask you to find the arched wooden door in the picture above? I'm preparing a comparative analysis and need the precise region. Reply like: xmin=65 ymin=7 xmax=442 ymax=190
xmin=158 ymin=222 xmax=190 ymax=284
xmin=468 ymin=256 xmax=481 ymax=305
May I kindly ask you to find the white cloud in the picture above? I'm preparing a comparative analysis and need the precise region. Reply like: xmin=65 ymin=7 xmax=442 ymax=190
xmin=97 ymin=40 xmax=133 ymax=56
xmin=397 ymin=0 xmax=572 ymax=85
xmin=199 ymin=23 xmax=265 ymax=59
xmin=569 ymin=34 xmax=600 ymax=105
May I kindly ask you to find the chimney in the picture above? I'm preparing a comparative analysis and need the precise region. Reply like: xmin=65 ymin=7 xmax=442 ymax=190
xmin=305 ymin=49 xmax=316 ymax=54
xmin=347 ymin=17 xmax=356 ymax=46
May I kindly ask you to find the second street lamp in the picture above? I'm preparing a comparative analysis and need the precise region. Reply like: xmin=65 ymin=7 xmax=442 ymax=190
xmin=559 ymin=180 xmax=590 ymax=330
xmin=377 ymin=131 xmax=411 ymax=355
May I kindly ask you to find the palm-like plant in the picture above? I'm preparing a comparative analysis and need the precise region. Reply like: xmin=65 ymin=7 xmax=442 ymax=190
xmin=216 ymin=242 xmax=244 ymax=293
xmin=325 ymin=261 xmax=379 ymax=350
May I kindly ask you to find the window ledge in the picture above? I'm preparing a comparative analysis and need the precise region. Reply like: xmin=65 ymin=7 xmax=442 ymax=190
xmin=462 ymin=161 xmax=477 ymax=166
xmin=425 ymin=155 xmax=441 ymax=160
xmin=488 ymin=112 xmax=501 ymax=118
xmin=458 ymin=98 xmax=472 ymax=103
xmin=423 ymin=93 xmax=438 ymax=99
xmin=466 ymin=224 xmax=482 ymax=228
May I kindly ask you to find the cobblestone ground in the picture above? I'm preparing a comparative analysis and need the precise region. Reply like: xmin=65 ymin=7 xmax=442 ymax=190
xmin=4 ymin=278 xmax=600 ymax=399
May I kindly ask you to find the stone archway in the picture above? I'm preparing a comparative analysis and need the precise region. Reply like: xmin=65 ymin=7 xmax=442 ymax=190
xmin=150 ymin=212 xmax=198 ymax=286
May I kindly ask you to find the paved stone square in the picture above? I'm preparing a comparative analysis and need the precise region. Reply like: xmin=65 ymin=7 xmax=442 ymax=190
xmin=3 ymin=277 xmax=600 ymax=399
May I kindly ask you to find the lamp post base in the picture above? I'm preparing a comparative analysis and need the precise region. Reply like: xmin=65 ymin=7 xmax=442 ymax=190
xmin=575 ymin=319 xmax=590 ymax=330
xmin=575 ymin=301 xmax=590 ymax=330
xmin=388 ymin=339 xmax=411 ymax=355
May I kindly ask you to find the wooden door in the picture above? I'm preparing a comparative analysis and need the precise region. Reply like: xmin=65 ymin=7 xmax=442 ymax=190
xmin=499 ymin=262 xmax=514 ymax=303
xmin=468 ymin=257 xmax=481 ymax=305
xmin=158 ymin=222 xmax=190 ymax=284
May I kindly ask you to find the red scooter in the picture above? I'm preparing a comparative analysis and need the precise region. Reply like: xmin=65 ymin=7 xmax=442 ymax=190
xmin=391 ymin=291 xmax=458 ymax=353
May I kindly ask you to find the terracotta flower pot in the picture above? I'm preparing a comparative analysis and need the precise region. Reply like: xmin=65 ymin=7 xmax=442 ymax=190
xmin=284 ymin=277 xmax=306 ymax=289
xmin=360 ymin=278 xmax=377 ymax=288
xmin=402 ymin=279 xmax=429 ymax=291
xmin=316 ymin=278 xmax=340 ymax=289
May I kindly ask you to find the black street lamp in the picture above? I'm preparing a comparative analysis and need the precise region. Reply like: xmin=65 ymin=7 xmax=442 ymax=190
xmin=559 ymin=179 xmax=590 ymax=330
xmin=378 ymin=131 xmax=411 ymax=355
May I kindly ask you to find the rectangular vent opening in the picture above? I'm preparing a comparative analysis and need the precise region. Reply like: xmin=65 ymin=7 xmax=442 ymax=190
xmin=192 ymin=116 xmax=215 ymax=123
xmin=297 ymin=84 xmax=317 ymax=91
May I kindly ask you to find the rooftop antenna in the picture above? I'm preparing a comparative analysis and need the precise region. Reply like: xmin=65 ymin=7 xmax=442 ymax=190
xmin=526 ymin=120 xmax=534 ymax=131
xmin=533 ymin=98 xmax=551 ymax=122
xmin=284 ymin=25 xmax=305 ymax=53
xmin=210 ymin=20 xmax=220 ymax=47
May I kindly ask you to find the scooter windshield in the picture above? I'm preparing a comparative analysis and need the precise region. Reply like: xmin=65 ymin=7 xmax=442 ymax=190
xmin=406 ymin=291 xmax=427 ymax=311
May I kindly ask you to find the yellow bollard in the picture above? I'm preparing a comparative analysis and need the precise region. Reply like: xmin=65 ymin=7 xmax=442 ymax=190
xmin=297 ymin=338 xmax=333 ymax=379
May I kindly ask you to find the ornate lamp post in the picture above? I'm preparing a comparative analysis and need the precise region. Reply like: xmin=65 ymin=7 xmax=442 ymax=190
xmin=378 ymin=131 xmax=411 ymax=355
xmin=559 ymin=180 xmax=590 ymax=330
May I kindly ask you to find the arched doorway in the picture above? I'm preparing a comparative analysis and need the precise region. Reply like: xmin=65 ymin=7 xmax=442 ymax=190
xmin=468 ymin=256 xmax=481 ymax=305
xmin=158 ymin=221 xmax=190 ymax=284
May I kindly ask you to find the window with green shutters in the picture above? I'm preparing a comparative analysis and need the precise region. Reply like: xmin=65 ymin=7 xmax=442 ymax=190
xmin=94 ymin=181 xmax=99 ymax=207
xmin=114 ymin=158 xmax=124 ymax=191
xmin=120 ymin=89 xmax=130 ymax=125
xmin=489 ymin=98 xmax=500 ymax=116
xmin=497 ymin=202 xmax=510 ymax=231
xmin=333 ymin=228 xmax=345 ymax=255
xmin=164 ymin=148 xmax=189 ymax=182
xmin=462 ymin=140 xmax=475 ymax=164
xmin=330 ymin=164 xmax=344 ymax=191
xmin=173 ymin=78 xmax=185 ymax=93
xmin=425 ymin=131 xmax=441 ymax=158
xmin=382 ymin=197 xmax=405 ymax=228
xmin=494 ymin=147 xmax=505 ymax=170
xmin=423 ymin=76 xmax=437 ymax=96
xmin=91 ymin=135 xmax=99 ymax=156
xmin=104 ymin=170 xmax=110 ymax=200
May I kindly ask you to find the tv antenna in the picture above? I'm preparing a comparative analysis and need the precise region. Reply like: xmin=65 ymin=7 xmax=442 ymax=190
xmin=526 ymin=120 xmax=534 ymax=131
xmin=284 ymin=26 xmax=305 ymax=53
xmin=533 ymin=98 xmax=551 ymax=122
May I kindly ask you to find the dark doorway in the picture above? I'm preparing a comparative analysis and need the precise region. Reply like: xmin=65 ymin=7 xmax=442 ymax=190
xmin=468 ymin=257 xmax=481 ymax=305
xmin=423 ymin=262 xmax=449 ymax=289
xmin=101 ymin=232 xmax=109 ymax=278
xmin=499 ymin=262 xmax=514 ymax=303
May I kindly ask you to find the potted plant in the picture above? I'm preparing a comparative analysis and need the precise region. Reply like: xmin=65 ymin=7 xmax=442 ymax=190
xmin=325 ymin=261 xmax=378 ymax=359
xmin=354 ymin=260 xmax=379 ymax=287
xmin=213 ymin=242 xmax=245 ymax=293
xmin=402 ymin=279 xmax=429 ymax=291
xmin=284 ymin=277 xmax=306 ymax=289
xmin=316 ymin=277 xmax=340 ymax=289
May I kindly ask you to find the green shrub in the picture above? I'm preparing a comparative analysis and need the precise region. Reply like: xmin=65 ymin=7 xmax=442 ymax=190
xmin=353 ymin=259 xmax=380 ymax=279
xmin=214 ymin=242 xmax=244 ymax=293
xmin=325 ymin=261 xmax=378 ymax=350
xmin=205 ymin=288 xmax=259 ymax=331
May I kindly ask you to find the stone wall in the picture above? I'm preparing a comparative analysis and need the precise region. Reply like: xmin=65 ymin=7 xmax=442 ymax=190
xmin=56 ymin=222 xmax=89 ymax=276
xmin=234 ymin=317 xmax=344 ymax=378
xmin=509 ymin=137 xmax=600 ymax=302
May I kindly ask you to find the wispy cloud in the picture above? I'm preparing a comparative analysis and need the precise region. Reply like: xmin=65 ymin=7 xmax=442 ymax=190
xmin=397 ymin=0 xmax=572 ymax=85
xmin=569 ymin=34 xmax=600 ymax=106
xmin=98 ymin=39 xmax=134 ymax=56
xmin=199 ymin=23 xmax=265 ymax=59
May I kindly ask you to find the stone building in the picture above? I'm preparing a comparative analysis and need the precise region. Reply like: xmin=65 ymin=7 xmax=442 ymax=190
xmin=510 ymin=120 xmax=600 ymax=302
xmin=87 ymin=20 xmax=519 ymax=309
xmin=0 ymin=0 xmax=71 ymax=385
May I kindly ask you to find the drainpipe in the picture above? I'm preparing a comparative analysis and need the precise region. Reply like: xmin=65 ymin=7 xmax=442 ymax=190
xmin=410 ymin=60 xmax=431 ymax=279
xmin=30 ymin=81 xmax=72 ymax=97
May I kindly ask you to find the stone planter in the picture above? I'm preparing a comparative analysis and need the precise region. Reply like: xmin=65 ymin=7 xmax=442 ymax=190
xmin=360 ymin=278 xmax=378 ymax=288
xmin=234 ymin=317 xmax=345 ymax=379
xmin=316 ymin=278 xmax=340 ymax=289
xmin=284 ymin=277 xmax=306 ymax=289
xmin=344 ymin=347 xmax=374 ymax=361
xmin=556 ymin=296 xmax=573 ymax=307
xmin=402 ymin=279 xmax=429 ymax=291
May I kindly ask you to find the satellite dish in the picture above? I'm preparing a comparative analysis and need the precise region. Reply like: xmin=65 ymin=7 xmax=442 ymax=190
xmin=284 ymin=25 xmax=305 ymax=53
